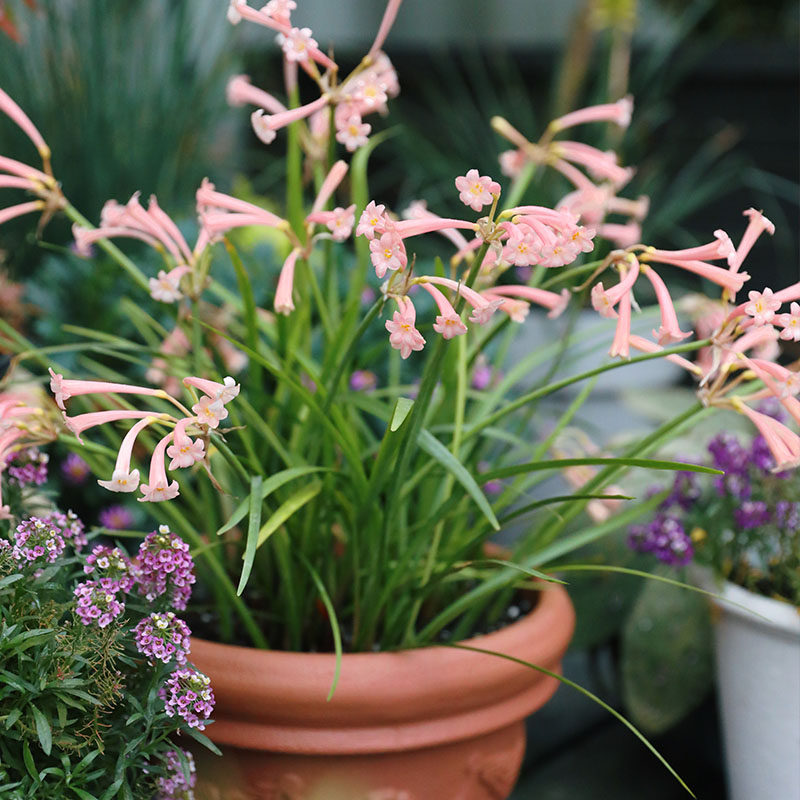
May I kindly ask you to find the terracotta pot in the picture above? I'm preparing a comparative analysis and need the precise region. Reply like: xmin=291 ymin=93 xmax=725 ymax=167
xmin=190 ymin=583 xmax=574 ymax=800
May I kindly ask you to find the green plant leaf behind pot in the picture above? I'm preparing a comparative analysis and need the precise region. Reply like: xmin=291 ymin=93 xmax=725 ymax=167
xmin=621 ymin=577 xmax=714 ymax=735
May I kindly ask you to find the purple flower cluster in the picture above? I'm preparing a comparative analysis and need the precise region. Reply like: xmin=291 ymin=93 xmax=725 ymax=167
xmin=134 ymin=612 xmax=191 ymax=666
xmin=136 ymin=526 xmax=196 ymax=611
xmin=83 ymin=544 xmax=135 ymax=592
xmin=6 ymin=447 xmax=49 ymax=487
xmin=41 ymin=509 xmax=87 ymax=551
xmin=99 ymin=505 xmax=134 ymax=531
xmin=155 ymin=749 xmax=196 ymax=800
xmin=664 ymin=469 xmax=701 ymax=510
xmin=12 ymin=517 xmax=65 ymax=564
xmin=160 ymin=668 xmax=214 ymax=730
xmin=708 ymin=433 xmax=751 ymax=499
xmin=776 ymin=501 xmax=800 ymax=531
xmin=73 ymin=581 xmax=125 ymax=628
xmin=61 ymin=452 xmax=90 ymax=485
xmin=733 ymin=501 xmax=771 ymax=531
xmin=628 ymin=514 xmax=693 ymax=566
xmin=349 ymin=370 xmax=378 ymax=392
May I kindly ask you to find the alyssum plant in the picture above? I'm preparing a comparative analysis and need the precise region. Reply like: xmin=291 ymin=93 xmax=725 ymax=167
xmin=1 ymin=0 xmax=799 ymax=786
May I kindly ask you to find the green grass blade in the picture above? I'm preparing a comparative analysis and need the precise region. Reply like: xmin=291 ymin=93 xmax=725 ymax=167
xmin=237 ymin=475 xmax=263 ymax=596
xmin=255 ymin=481 xmax=323 ymax=549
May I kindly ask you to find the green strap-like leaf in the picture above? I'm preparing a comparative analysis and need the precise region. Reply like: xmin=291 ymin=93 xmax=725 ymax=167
xmin=237 ymin=475 xmax=264 ymax=596
xmin=418 ymin=429 xmax=500 ymax=531
xmin=30 ymin=705 xmax=52 ymax=756
xmin=255 ymin=482 xmax=323 ymax=549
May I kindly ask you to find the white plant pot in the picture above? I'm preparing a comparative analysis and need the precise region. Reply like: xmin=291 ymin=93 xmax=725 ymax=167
xmin=702 ymin=577 xmax=800 ymax=800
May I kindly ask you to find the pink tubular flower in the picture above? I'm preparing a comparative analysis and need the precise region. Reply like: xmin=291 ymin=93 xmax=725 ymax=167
xmin=356 ymin=201 xmax=389 ymax=240
xmin=97 ymin=416 xmax=160 ymax=493
xmin=274 ymin=248 xmax=301 ymax=315
xmin=420 ymin=283 xmax=468 ymax=339
xmin=251 ymin=94 xmax=329 ymax=145
xmin=149 ymin=265 xmax=191 ymax=304
xmin=182 ymin=376 xmax=240 ymax=404
xmin=597 ymin=222 xmax=641 ymax=248
xmin=609 ymin=291 xmax=632 ymax=359
xmin=309 ymin=160 xmax=349 ymax=216
xmin=305 ymin=205 xmax=356 ymax=241
xmin=736 ymin=401 xmax=800 ymax=472
xmin=777 ymin=302 xmax=800 ymax=342
xmin=550 ymin=97 xmax=633 ymax=132
xmin=62 ymin=410 xmax=154 ymax=445
xmin=368 ymin=0 xmax=403 ymax=59
xmin=226 ymin=75 xmax=287 ymax=114
xmin=648 ymin=230 xmax=734 ymax=264
xmin=418 ymin=276 xmax=503 ymax=326
xmin=49 ymin=369 xmax=164 ymax=412
xmin=628 ymin=335 xmax=702 ymax=375
xmin=590 ymin=258 xmax=640 ymax=319
xmin=455 ymin=169 xmax=501 ymax=212
xmin=641 ymin=254 xmax=748 ymax=295
xmin=393 ymin=216 xmax=477 ymax=240
xmin=166 ymin=417 xmax=205 ymax=470
xmin=729 ymin=208 xmax=775 ymax=273
xmin=485 ymin=285 xmax=571 ymax=319
xmin=0 ymin=87 xmax=50 ymax=160
xmin=335 ymin=114 xmax=371 ymax=151
xmin=402 ymin=200 xmax=471 ymax=251
xmin=0 ymin=155 xmax=52 ymax=184
xmin=553 ymin=141 xmax=633 ymax=187
xmin=640 ymin=266 xmax=690 ymax=345
xmin=139 ymin=433 xmax=180 ymax=503
xmin=278 ymin=26 xmax=318 ymax=63
xmin=0 ymin=200 xmax=45 ymax=226
xmin=499 ymin=148 xmax=527 ymax=179
xmin=191 ymin=396 xmax=228 ymax=430
xmin=743 ymin=288 xmax=782 ymax=327
xmin=369 ymin=230 xmax=407 ymax=278
xmin=385 ymin=298 xmax=425 ymax=358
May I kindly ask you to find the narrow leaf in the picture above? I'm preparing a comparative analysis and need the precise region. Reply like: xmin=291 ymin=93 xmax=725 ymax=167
xmin=237 ymin=475 xmax=264 ymax=596
xmin=255 ymin=482 xmax=323 ymax=549
xmin=30 ymin=705 xmax=52 ymax=756
xmin=390 ymin=397 xmax=414 ymax=432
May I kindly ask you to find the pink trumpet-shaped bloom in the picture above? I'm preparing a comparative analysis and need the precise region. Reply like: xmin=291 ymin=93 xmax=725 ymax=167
xmin=488 ymin=296 xmax=530 ymax=323
xmin=49 ymin=368 xmax=164 ymax=411
xmin=607 ymin=195 xmax=650 ymax=220
xmin=274 ymin=248 xmax=301 ymax=315
xmin=628 ymin=335 xmax=702 ymax=375
xmin=356 ymin=201 xmax=389 ymax=240
xmin=147 ymin=197 xmax=193 ymax=264
xmin=227 ymin=75 xmax=287 ymax=114
xmin=252 ymin=94 xmax=328 ymax=141
xmin=72 ymin=223 xmax=160 ymax=258
xmin=499 ymin=148 xmax=527 ymax=179
xmin=501 ymin=224 xmax=539 ymax=267
xmin=118 ymin=193 xmax=186 ymax=264
xmin=597 ymin=222 xmax=641 ymax=248
xmin=743 ymin=288 xmax=782 ymax=327
xmin=139 ymin=433 xmax=180 ymax=503
xmin=551 ymin=97 xmax=633 ymax=132
xmin=729 ymin=208 xmax=775 ymax=273
xmin=98 ymin=416 xmax=159 ymax=493
xmin=251 ymin=109 xmax=277 ymax=145
xmin=640 ymin=267 xmax=691 ymax=344
xmin=335 ymin=114 xmax=371 ymax=151
xmin=385 ymin=298 xmax=426 ymax=358
xmin=420 ymin=283 xmax=468 ymax=339
xmin=486 ymin=285 xmax=571 ymax=319
xmin=550 ymin=158 xmax=598 ymax=192
xmin=305 ymin=205 xmax=356 ymax=241
xmin=278 ymin=27 xmax=318 ymax=64
xmin=0 ymin=175 xmax=38 ymax=190
xmin=590 ymin=258 xmax=640 ymax=318
xmin=609 ymin=291 xmax=632 ymax=358
xmin=263 ymin=0 xmax=296 ymax=23
xmin=368 ymin=0 xmax=403 ymax=59
xmin=62 ymin=410 xmax=154 ymax=445
xmin=0 ymin=87 xmax=49 ymax=158
xmin=191 ymin=396 xmax=227 ymax=430
xmin=402 ymin=201 xmax=471 ymax=251
xmin=737 ymin=401 xmax=800 ymax=472
xmin=419 ymin=276 xmax=503 ymax=325
xmin=183 ymin=376 xmax=240 ymax=404
xmin=166 ymin=417 xmax=205 ymax=470
xmin=773 ymin=281 xmax=800 ymax=304
xmin=0 ymin=200 xmax=44 ymax=226
xmin=455 ymin=169 xmax=501 ymax=212
xmin=553 ymin=141 xmax=633 ymax=187
xmin=777 ymin=302 xmax=800 ymax=342
xmin=647 ymin=230 xmax=734 ymax=264
xmin=643 ymin=254 xmax=748 ymax=294
xmin=393 ymin=217 xmax=477 ymax=240
xmin=369 ymin=230 xmax=407 ymax=278
xmin=149 ymin=265 xmax=192 ymax=304
xmin=200 ymin=209 xmax=286 ymax=238
xmin=310 ymin=161 xmax=349 ymax=215
xmin=0 ymin=155 xmax=52 ymax=184
xmin=741 ymin=357 xmax=800 ymax=400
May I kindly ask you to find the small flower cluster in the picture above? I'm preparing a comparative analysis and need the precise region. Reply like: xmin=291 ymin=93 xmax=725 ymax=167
xmin=6 ymin=446 xmax=48 ymax=487
xmin=136 ymin=525 xmax=196 ymax=610
xmin=99 ymin=505 xmax=135 ymax=530
xmin=41 ymin=509 xmax=87 ymax=550
xmin=11 ymin=517 xmax=65 ymax=564
xmin=134 ymin=612 xmax=191 ymax=666
xmin=73 ymin=581 xmax=126 ymax=628
xmin=160 ymin=668 xmax=215 ymax=730
xmin=155 ymin=749 xmax=197 ymax=800
xmin=83 ymin=544 xmax=135 ymax=592
xmin=61 ymin=452 xmax=90 ymax=485
xmin=628 ymin=514 xmax=693 ymax=566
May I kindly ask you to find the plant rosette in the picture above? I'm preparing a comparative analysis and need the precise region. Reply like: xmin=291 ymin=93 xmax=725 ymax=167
xmin=2 ymin=0 xmax=800 ymax=797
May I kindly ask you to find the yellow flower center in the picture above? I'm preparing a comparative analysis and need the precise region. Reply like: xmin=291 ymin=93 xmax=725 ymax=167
xmin=384 ymin=248 xmax=393 ymax=259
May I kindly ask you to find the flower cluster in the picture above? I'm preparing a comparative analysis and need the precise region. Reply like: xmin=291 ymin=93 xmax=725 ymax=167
xmin=73 ymin=580 xmax=126 ymax=628
xmin=6 ymin=446 xmax=48 ymax=487
xmin=628 ymin=514 xmax=693 ymax=566
xmin=160 ymin=668 xmax=215 ymax=730
xmin=61 ymin=452 xmax=90 ymax=485
xmin=41 ymin=509 xmax=87 ymax=550
xmin=136 ymin=525 xmax=196 ymax=611
xmin=155 ymin=749 xmax=197 ymax=800
xmin=99 ymin=505 xmax=135 ymax=530
xmin=134 ymin=612 xmax=191 ymax=667
xmin=50 ymin=370 xmax=240 ymax=504
xmin=11 ymin=517 xmax=65 ymax=564
xmin=83 ymin=544 xmax=135 ymax=592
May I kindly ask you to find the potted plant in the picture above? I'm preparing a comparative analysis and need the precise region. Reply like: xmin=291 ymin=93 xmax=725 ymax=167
xmin=629 ymin=412 xmax=800 ymax=800
xmin=1 ymin=1 xmax=798 ymax=797
xmin=0 ymin=411 xmax=217 ymax=799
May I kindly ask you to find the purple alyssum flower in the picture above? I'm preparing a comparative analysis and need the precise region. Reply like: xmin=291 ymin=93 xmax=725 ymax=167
xmin=73 ymin=581 xmax=125 ymax=628
xmin=61 ymin=452 xmax=90 ymax=485
xmin=349 ymin=370 xmax=378 ymax=392
xmin=99 ymin=504 xmax=135 ymax=530
xmin=628 ymin=513 xmax=693 ymax=566
xmin=84 ymin=544 xmax=135 ymax=592
xmin=134 ymin=612 xmax=191 ymax=666
xmin=136 ymin=525 xmax=196 ymax=611
xmin=160 ymin=668 xmax=214 ymax=730
xmin=155 ymin=749 xmax=196 ymax=800
xmin=40 ymin=509 xmax=87 ymax=550
xmin=12 ymin=517 xmax=65 ymax=564
xmin=6 ymin=447 xmax=49 ymax=487
xmin=733 ymin=500 xmax=771 ymax=531
xmin=775 ymin=501 xmax=800 ymax=532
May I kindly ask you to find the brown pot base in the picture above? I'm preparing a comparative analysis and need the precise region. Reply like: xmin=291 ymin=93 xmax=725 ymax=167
xmin=194 ymin=721 xmax=524 ymax=800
